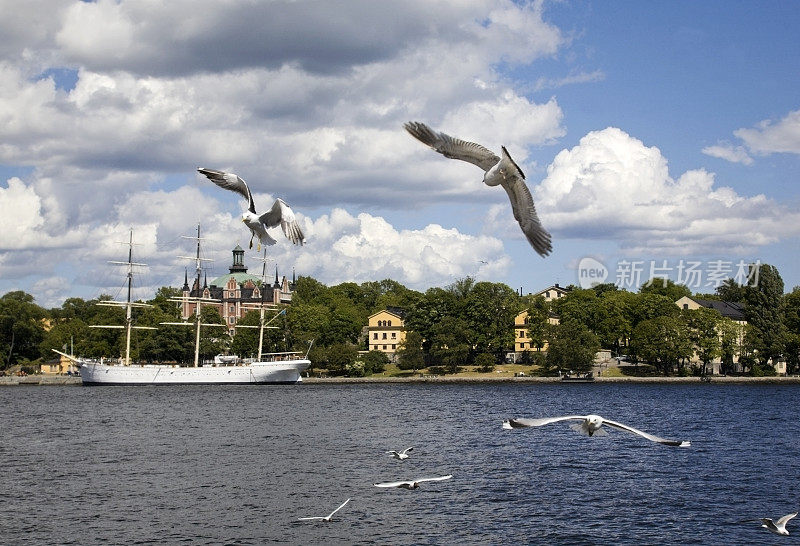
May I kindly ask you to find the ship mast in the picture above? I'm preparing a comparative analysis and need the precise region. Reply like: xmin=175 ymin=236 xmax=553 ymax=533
xmin=93 ymin=228 xmax=155 ymax=365
xmin=237 ymin=248 xmax=283 ymax=360
xmin=163 ymin=224 xmax=225 ymax=367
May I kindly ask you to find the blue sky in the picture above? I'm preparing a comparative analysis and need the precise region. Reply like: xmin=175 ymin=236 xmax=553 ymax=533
xmin=1 ymin=0 xmax=799 ymax=308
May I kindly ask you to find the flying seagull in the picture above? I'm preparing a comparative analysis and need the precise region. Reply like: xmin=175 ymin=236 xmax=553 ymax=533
xmin=404 ymin=121 xmax=552 ymax=257
xmin=373 ymin=475 xmax=453 ymax=490
xmin=386 ymin=447 xmax=413 ymax=460
xmin=738 ymin=512 xmax=797 ymax=536
xmin=197 ymin=168 xmax=305 ymax=250
xmin=297 ymin=498 xmax=351 ymax=522
xmin=503 ymin=414 xmax=691 ymax=447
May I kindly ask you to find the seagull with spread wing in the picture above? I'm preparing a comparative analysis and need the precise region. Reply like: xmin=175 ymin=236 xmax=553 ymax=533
xmin=738 ymin=512 xmax=797 ymax=536
xmin=386 ymin=447 xmax=413 ymax=460
xmin=198 ymin=168 xmax=305 ymax=250
xmin=297 ymin=498 xmax=351 ymax=522
xmin=503 ymin=414 xmax=690 ymax=447
xmin=404 ymin=121 xmax=552 ymax=257
xmin=373 ymin=475 xmax=453 ymax=490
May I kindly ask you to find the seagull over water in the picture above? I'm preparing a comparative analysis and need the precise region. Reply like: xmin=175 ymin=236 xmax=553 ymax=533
xmin=297 ymin=498 xmax=351 ymax=522
xmin=198 ymin=168 xmax=305 ymax=250
xmin=503 ymin=414 xmax=691 ymax=447
xmin=404 ymin=121 xmax=552 ymax=257
xmin=738 ymin=512 xmax=797 ymax=536
xmin=374 ymin=475 xmax=453 ymax=490
xmin=386 ymin=447 xmax=413 ymax=460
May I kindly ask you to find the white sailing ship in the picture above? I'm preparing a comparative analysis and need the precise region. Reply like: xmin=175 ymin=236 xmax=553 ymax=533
xmin=54 ymin=227 xmax=310 ymax=385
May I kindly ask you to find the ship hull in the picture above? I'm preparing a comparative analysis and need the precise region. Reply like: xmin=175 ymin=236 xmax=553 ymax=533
xmin=79 ymin=360 xmax=309 ymax=385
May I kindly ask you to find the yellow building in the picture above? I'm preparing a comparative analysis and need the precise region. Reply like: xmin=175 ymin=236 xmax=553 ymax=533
xmin=367 ymin=308 xmax=406 ymax=354
xmin=531 ymin=283 xmax=571 ymax=302
xmin=40 ymin=354 xmax=79 ymax=375
xmin=514 ymin=310 xmax=559 ymax=353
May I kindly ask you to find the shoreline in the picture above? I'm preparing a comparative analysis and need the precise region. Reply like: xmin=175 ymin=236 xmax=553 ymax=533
xmin=3 ymin=375 xmax=799 ymax=386
xmin=303 ymin=375 xmax=800 ymax=385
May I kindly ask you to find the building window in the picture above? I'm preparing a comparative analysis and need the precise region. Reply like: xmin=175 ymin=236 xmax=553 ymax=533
xmin=392 ymin=344 xmax=396 ymax=350
xmin=391 ymin=332 xmax=396 ymax=339
xmin=373 ymin=333 xmax=378 ymax=339
xmin=382 ymin=333 xmax=387 ymax=339
xmin=388 ymin=320 xmax=392 ymax=326
xmin=228 ymin=317 xmax=235 ymax=324
xmin=229 ymin=305 xmax=235 ymax=313
xmin=383 ymin=345 xmax=387 ymax=350
xmin=683 ymin=304 xmax=689 ymax=310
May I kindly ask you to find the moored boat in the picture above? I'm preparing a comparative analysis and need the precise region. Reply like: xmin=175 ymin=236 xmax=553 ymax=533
xmin=54 ymin=227 xmax=309 ymax=385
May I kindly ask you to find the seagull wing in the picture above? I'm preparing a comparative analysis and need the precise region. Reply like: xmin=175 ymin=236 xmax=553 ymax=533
xmin=500 ymin=175 xmax=552 ymax=257
xmin=777 ymin=512 xmax=798 ymax=526
xmin=602 ymin=418 xmax=691 ymax=447
xmin=326 ymin=498 xmax=351 ymax=519
xmin=259 ymin=198 xmax=305 ymax=245
xmin=415 ymin=475 xmax=453 ymax=483
xmin=374 ymin=480 xmax=412 ymax=488
xmin=503 ymin=416 xmax=586 ymax=429
xmin=404 ymin=121 xmax=500 ymax=171
xmin=401 ymin=447 xmax=414 ymax=455
xmin=198 ymin=168 xmax=256 ymax=214
xmin=298 ymin=516 xmax=326 ymax=521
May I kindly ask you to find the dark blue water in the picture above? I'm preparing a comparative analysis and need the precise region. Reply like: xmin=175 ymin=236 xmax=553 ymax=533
xmin=1 ymin=383 xmax=798 ymax=545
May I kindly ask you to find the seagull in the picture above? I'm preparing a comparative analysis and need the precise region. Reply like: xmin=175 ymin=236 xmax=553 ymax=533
xmin=373 ymin=475 xmax=453 ymax=490
xmin=404 ymin=121 xmax=552 ymax=257
xmin=502 ymin=414 xmax=690 ymax=447
xmin=386 ymin=447 xmax=413 ymax=460
xmin=297 ymin=498 xmax=351 ymax=522
xmin=197 ymin=168 xmax=305 ymax=250
xmin=738 ymin=512 xmax=797 ymax=536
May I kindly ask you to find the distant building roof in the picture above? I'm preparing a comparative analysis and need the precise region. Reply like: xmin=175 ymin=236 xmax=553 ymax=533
xmin=681 ymin=297 xmax=746 ymax=321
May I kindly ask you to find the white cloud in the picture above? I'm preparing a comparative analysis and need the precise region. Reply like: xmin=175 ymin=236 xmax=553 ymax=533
xmin=701 ymin=144 xmax=753 ymax=165
xmin=535 ymin=127 xmax=800 ymax=254
xmin=734 ymin=109 xmax=800 ymax=155
xmin=295 ymin=208 xmax=509 ymax=289
xmin=707 ymin=109 xmax=800 ymax=163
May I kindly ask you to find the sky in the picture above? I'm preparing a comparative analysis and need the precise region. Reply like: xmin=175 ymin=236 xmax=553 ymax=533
xmin=1 ymin=0 xmax=799 ymax=308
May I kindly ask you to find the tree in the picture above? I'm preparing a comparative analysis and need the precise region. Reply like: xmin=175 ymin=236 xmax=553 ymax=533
xmin=404 ymin=287 xmax=459 ymax=354
xmin=630 ymin=293 xmax=679 ymax=327
xmin=632 ymin=316 xmax=692 ymax=375
xmin=429 ymin=315 xmax=471 ymax=373
xmin=524 ymin=296 xmax=550 ymax=351
xmin=593 ymin=290 xmax=635 ymax=355
xmin=783 ymin=287 xmax=800 ymax=374
xmin=639 ymin=279 xmax=692 ymax=301
xmin=683 ymin=307 xmax=721 ymax=375
xmin=741 ymin=264 xmax=787 ymax=368
xmin=396 ymin=331 xmax=424 ymax=372
xmin=0 ymin=291 xmax=48 ymax=368
xmin=544 ymin=321 xmax=600 ymax=375
xmin=326 ymin=343 xmax=358 ymax=376
xmin=718 ymin=318 xmax=743 ymax=375
xmin=474 ymin=352 xmax=496 ymax=372
xmin=463 ymin=282 xmax=520 ymax=359
xmin=360 ymin=350 xmax=389 ymax=375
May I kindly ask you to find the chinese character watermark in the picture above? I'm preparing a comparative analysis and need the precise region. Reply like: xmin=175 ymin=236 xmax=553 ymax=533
xmin=576 ymin=258 xmax=761 ymax=291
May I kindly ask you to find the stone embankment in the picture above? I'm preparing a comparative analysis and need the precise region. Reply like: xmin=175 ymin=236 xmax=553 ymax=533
xmin=0 ymin=375 xmax=82 ymax=386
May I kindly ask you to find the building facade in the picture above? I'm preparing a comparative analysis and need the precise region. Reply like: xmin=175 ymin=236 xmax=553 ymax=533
xmin=367 ymin=307 xmax=406 ymax=355
xmin=180 ymin=245 xmax=294 ymax=335
xmin=513 ymin=310 xmax=559 ymax=353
